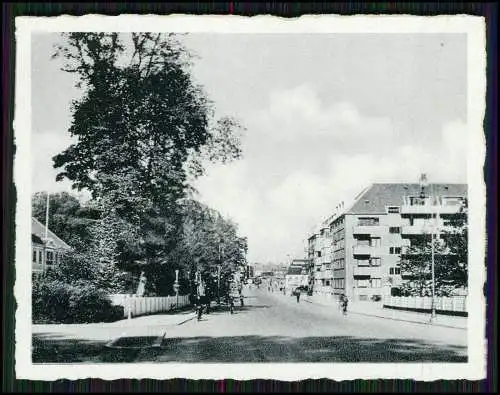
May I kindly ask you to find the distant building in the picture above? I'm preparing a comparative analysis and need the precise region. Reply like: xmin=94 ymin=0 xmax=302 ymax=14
xmin=284 ymin=259 xmax=312 ymax=294
xmin=32 ymin=217 xmax=71 ymax=279
xmin=308 ymin=215 xmax=336 ymax=296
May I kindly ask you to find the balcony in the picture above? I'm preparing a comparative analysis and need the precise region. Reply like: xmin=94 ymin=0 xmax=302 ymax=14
xmin=352 ymin=225 xmax=384 ymax=235
xmin=352 ymin=245 xmax=383 ymax=256
xmin=314 ymin=270 xmax=334 ymax=280
xmin=353 ymin=265 xmax=383 ymax=277
xmin=401 ymin=225 xmax=427 ymax=236
xmin=401 ymin=203 xmax=464 ymax=216
xmin=401 ymin=224 xmax=457 ymax=237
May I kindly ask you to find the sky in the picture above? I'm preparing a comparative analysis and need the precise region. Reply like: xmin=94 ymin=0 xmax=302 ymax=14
xmin=31 ymin=32 xmax=468 ymax=265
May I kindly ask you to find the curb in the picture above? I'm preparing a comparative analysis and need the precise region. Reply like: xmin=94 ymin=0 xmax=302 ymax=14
xmin=304 ymin=299 xmax=466 ymax=330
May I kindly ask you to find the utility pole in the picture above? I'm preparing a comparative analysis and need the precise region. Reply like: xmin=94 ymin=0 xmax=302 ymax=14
xmin=430 ymin=190 xmax=440 ymax=322
xmin=420 ymin=174 xmax=438 ymax=323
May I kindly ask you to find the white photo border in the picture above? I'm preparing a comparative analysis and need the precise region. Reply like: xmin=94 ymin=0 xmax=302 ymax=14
xmin=14 ymin=14 xmax=487 ymax=381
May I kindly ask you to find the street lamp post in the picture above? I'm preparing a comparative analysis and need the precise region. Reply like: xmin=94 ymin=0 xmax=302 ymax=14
xmin=218 ymin=243 xmax=223 ymax=304
xmin=173 ymin=269 xmax=180 ymax=309
xmin=217 ymin=264 xmax=221 ymax=305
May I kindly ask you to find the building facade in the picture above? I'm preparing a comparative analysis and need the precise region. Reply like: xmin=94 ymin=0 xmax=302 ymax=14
xmin=308 ymin=216 xmax=336 ymax=296
xmin=307 ymin=183 xmax=467 ymax=302
xmin=284 ymin=259 xmax=312 ymax=294
xmin=32 ymin=217 xmax=71 ymax=279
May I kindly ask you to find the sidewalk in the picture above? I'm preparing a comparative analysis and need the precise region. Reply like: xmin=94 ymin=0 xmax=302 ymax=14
xmin=305 ymin=295 xmax=467 ymax=330
xmin=32 ymin=310 xmax=197 ymax=343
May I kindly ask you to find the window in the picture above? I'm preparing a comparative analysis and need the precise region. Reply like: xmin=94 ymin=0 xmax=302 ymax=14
xmin=387 ymin=206 xmax=400 ymax=213
xmin=357 ymin=238 xmax=370 ymax=247
xmin=32 ymin=250 xmax=37 ymax=263
xmin=389 ymin=267 xmax=401 ymax=275
xmin=38 ymin=250 xmax=43 ymax=264
xmin=358 ymin=217 xmax=379 ymax=226
xmin=334 ymin=279 xmax=345 ymax=289
xmin=409 ymin=196 xmax=427 ymax=206
xmin=389 ymin=247 xmax=402 ymax=254
xmin=370 ymin=258 xmax=381 ymax=266
xmin=46 ymin=251 xmax=54 ymax=265
xmin=356 ymin=279 xmax=370 ymax=288
xmin=371 ymin=278 xmax=382 ymax=288
xmin=334 ymin=259 xmax=345 ymax=269
xmin=389 ymin=227 xmax=401 ymax=234
xmin=370 ymin=237 xmax=381 ymax=247
xmin=317 ymin=251 xmax=322 ymax=257
xmin=325 ymin=280 xmax=330 ymax=286
xmin=356 ymin=258 xmax=370 ymax=266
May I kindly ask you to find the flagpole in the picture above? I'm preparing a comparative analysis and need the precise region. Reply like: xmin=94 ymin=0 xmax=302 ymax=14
xmin=45 ymin=192 xmax=50 ymax=239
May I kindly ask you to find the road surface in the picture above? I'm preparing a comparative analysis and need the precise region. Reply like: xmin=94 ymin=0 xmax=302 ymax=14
xmin=100 ymin=286 xmax=467 ymax=363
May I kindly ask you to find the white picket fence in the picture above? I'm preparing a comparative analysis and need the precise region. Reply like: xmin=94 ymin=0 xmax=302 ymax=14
xmin=383 ymin=296 xmax=467 ymax=313
xmin=109 ymin=294 xmax=191 ymax=318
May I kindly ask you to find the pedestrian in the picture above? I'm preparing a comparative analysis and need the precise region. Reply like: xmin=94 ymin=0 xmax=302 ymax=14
xmin=341 ymin=294 xmax=348 ymax=316
xmin=295 ymin=288 xmax=301 ymax=303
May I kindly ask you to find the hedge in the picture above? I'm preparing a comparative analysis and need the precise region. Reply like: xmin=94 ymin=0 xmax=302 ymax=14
xmin=32 ymin=279 xmax=123 ymax=324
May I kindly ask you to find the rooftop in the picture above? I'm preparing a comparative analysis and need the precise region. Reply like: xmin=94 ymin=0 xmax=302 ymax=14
xmin=345 ymin=183 xmax=467 ymax=215
xmin=32 ymin=217 xmax=71 ymax=250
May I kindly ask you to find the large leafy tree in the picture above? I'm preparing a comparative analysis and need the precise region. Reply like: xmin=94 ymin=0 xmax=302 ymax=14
xmin=52 ymin=33 xmax=242 ymax=201
xmin=51 ymin=33 xmax=245 ymax=293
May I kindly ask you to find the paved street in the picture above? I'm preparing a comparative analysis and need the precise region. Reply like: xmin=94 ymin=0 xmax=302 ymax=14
xmin=32 ymin=286 xmax=467 ymax=363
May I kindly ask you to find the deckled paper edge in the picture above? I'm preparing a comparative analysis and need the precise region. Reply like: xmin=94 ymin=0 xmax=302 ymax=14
xmin=14 ymin=13 xmax=487 ymax=381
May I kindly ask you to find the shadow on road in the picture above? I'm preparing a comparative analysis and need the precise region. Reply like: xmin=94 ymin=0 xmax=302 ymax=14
xmin=32 ymin=333 xmax=467 ymax=364
xmin=32 ymin=334 xmax=107 ymax=363
xmin=151 ymin=335 xmax=467 ymax=363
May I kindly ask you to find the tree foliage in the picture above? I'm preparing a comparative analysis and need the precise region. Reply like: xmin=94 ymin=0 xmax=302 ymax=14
xmin=52 ymin=33 xmax=244 ymax=201
xmin=399 ymin=202 xmax=468 ymax=297
xmin=32 ymin=191 xmax=99 ymax=250
xmin=49 ymin=33 xmax=247 ymax=293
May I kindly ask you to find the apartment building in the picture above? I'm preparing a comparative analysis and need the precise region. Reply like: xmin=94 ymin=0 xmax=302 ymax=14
xmin=328 ymin=183 xmax=467 ymax=302
xmin=32 ymin=217 xmax=71 ymax=279
xmin=308 ymin=215 xmax=337 ymax=295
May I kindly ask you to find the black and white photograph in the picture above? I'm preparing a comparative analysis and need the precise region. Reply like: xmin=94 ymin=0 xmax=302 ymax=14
xmin=14 ymin=15 xmax=486 ymax=381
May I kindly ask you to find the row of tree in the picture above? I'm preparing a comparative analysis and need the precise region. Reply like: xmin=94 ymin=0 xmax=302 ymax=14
xmin=32 ymin=192 xmax=247 ymax=296
xmin=34 ymin=32 xmax=248 ymax=300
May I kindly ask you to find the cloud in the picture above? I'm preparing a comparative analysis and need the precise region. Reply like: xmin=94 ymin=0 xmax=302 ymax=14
xmin=31 ymin=130 xmax=76 ymax=194
xmin=253 ymin=83 xmax=394 ymax=154
xmin=194 ymin=85 xmax=468 ymax=264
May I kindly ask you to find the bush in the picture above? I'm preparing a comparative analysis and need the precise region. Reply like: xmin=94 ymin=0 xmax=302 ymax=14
xmin=32 ymin=277 xmax=124 ymax=324
xmin=32 ymin=279 xmax=73 ymax=323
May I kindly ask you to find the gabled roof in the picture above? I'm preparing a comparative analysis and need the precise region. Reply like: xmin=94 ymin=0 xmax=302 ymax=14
xmin=345 ymin=183 xmax=467 ymax=215
xmin=32 ymin=234 xmax=44 ymax=245
xmin=32 ymin=217 xmax=71 ymax=250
